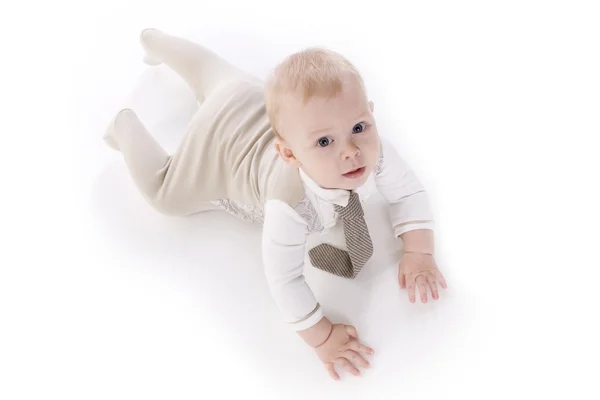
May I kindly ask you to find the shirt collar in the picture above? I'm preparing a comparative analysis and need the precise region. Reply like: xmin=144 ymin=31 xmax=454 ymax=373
xmin=299 ymin=168 xmax=376 ymax=207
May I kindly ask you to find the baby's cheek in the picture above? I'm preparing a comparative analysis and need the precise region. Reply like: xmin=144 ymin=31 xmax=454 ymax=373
xmin=358 ymin=131 xmax=376 ymax=144
xmin=308 ymin=154 xmax=332 ymax=173
xmin=359 ymin=137 xmax=378 ymax=156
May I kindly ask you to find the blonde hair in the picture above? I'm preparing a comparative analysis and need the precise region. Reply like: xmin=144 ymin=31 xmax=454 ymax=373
xmin=264 ymin=47 xmax=364 ymax=137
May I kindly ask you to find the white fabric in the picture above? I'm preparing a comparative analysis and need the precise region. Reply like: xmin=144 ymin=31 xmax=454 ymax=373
xmin=262 ymin=137 xmax=435 ymax=331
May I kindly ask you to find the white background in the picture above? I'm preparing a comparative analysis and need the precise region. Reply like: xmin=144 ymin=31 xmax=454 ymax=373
xmin=1 ymin=0 xmax=599 ymax=399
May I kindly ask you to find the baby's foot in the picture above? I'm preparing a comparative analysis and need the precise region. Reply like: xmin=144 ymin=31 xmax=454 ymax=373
xmin=140 ymin=28 xmax=162 ymax=66
xmin=143 ymin=53 xmax=161 ymax=66
xmin=103 ymin=108 xmax=135 ymax=151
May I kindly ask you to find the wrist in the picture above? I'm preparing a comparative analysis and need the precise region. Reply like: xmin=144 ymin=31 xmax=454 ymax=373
xmin=297 ymin=316 xmax=333 ymax=347
xmin=400 ymin=229 xmax=434 ymax=254
xmin=314 ymin=323 xmax=334 ymax=348
xmin=404 ymin=250 xmax=433 ymax=256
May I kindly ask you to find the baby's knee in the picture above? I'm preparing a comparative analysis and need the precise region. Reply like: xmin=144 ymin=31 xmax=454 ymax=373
xmin=146 ymin=193 xmax=189 ymax=217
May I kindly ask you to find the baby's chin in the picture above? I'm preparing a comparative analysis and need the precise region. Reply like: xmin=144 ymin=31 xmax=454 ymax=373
xmin=339 ymin=179 xmax=368 ymax=191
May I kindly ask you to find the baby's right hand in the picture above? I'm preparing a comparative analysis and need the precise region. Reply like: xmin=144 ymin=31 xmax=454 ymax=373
xmin=314 ymin=324 xmax=374 ymax=380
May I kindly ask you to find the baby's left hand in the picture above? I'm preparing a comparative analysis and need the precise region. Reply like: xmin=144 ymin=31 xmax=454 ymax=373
xmin=398 ymin=252 xmax=447 ymax=303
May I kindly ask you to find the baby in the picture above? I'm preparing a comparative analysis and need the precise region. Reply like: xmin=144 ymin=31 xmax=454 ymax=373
xmin=104 ymin=28 xmax=447 ymax=380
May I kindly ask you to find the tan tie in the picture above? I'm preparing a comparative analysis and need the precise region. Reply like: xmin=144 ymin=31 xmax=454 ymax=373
xmin=309 ymin=192 xmax=373 ymax=279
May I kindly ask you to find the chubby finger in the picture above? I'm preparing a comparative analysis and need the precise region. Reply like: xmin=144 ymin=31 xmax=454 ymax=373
xmin=342 ymin=350 xmax=370 ymax=368
xmin=336 ymin=357 xmax=360 ymax=376
xmin=345 ymin=325 xmax=359 ymax=340
xmin=347 ymin=339 xmax=375 ymax=355
xmin=416 ymin=274 xmax=428 ymax=303
xmin=426 ymin=274 xmax=439 ymax=300
xmin=435 ymin=269 xmax=448 ymax=289
xmin=406 ymin=275 xmax=417 ymax=303
xmin=324 ymin=362 xmax=340 ymax=380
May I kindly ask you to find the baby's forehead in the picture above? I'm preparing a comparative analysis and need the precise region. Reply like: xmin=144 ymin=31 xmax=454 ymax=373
xmin=281 ymin=97 xmax=369 ymax=137
xmin=300 ymin=89 xmax=368 ymax=118
xmin=274 ymin=73 xmax=370 ymax=136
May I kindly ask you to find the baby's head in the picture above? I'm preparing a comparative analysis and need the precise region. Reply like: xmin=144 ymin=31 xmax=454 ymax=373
xmin=265 ymin=47 xmax=380 ymax=191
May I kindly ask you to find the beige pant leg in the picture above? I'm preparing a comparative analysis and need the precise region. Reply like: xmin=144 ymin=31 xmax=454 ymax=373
xmin=104 ymin=107 xmax=222 ymax=216
xmin=139 ymin=28 xmax=254 ymax=102
xmin=105 ymin=30 xmax=264 ymax=216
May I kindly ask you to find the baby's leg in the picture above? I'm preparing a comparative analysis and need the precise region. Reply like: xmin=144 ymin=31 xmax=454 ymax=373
xmin=104 ymin=30 xmax=261 ymax=216
xmin=103 ymin=108 xmax=218 ymax=216
xmin=139 ymin=28 xmax=253 ymax=103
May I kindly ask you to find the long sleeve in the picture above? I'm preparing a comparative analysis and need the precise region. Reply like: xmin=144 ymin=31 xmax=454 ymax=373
xmin=375 ymin=137 xmax=435 ymax=237
xmin=261 ymin=199 xmax=324 ymax=331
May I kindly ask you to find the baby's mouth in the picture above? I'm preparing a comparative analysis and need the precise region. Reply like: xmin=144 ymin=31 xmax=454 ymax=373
xmin=342 ymin=166 xmax=366 ymax=179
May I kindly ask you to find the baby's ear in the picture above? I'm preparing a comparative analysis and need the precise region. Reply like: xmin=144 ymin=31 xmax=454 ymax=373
xmin=274 ymin=136 xmax=302 ymax=168
xmin=369 ymin=100 xmax=375 ymax=113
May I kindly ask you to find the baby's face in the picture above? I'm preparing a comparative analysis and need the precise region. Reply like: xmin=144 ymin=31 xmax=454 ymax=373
xmin=276 ymin=73 xmax=381 ymax=191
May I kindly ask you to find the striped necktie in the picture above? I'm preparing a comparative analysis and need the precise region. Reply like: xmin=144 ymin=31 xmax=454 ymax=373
xmin=308 ymin=191 xmax=373 ymax=279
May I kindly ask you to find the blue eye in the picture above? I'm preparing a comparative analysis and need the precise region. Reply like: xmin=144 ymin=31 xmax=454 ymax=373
xmin=317 ymin=137 xmax=333 ymax=147
xmin=352 ymin=123 xmax=366 ymax=133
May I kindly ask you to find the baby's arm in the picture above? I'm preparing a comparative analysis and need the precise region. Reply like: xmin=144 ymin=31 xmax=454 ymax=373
xmin=262 ymin=200 xmax=325 ymax=333
xmin=374 ymin=137 xmax=447 ymax=301
xmin=262 ymin=200 xmax=374 ymax=379
xmin=374 ymin=136 xmax=435 ymax=238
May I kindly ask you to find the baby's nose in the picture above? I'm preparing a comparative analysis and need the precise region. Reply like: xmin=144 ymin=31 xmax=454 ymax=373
xmin=342 ymin=144 xmax=360 ymax=159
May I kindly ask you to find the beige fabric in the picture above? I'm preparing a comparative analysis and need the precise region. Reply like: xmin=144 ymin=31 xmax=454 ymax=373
xmin=104 ymin=29 xmax=305 ymax=217
xmin=308 ymin=192 xmax=374 ymax=279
